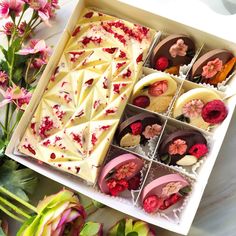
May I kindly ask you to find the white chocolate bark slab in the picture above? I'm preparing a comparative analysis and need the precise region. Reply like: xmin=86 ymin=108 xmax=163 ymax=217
xmin=18 ymin=9 xmax=155 ymax=183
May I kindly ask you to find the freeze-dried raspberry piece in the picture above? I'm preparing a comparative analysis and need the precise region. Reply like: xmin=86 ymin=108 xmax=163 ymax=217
xmin=201 ymin=100 xmax=228 ymax=124
xmin=133 ymin=95 xmax=150 ymax=108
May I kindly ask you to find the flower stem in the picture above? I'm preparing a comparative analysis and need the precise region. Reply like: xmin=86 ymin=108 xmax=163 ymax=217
xmin=0 ymin=196 xmax=31 ymax=219
xmin=4 ymin=104 xmax=10 ymax=140
xmin=0 ymin=187 xmax=38 ymax=213
xmin=0 ymin=204 xmax=25 ymax=223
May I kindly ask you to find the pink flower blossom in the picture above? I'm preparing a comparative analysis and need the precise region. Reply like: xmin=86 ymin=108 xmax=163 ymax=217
xmin=202 ymin=58 xmax=223 ymax=79
xmin=24 ymin=0 xmax=47 ymax=10
xmin=32 ymin=57 xmax=46 ymax=69
xmin=17 ymin=21 xmax=27 ymax=36
xmin=19 ymin=39 xmax=50 ymax=56
xmin=162 ymin=182 xmax=183 ymax=197
xmin=24 ymin=0 xmax=59 ymax=25
xmin=1 ymin=21 xmax=14 ymax=35
xmin=0 ymin=0 xmax=24 ymax=19
xmin=182 ymin=99 xmax=204 ymax=118
xmin=142 ymin=124 xmax=162 ymax=139
xmin=115 ymin=161 xmax=138 ymax=180
xmin=169 ymin=39 xmax=188 ymax=58
xmin=0 ymin=71 xmax=8 ymax=87
xmin=168 ymin=139 xmax=187 ymax=155
xmin=0 ymin=84 xmax=32 ymax=109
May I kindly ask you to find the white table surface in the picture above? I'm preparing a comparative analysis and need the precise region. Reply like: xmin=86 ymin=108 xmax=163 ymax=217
xmin=2 ymin=0 xmax=236 ymax=235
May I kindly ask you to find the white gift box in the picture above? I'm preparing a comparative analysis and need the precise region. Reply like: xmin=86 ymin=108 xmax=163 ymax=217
xmin=6 ymin=0 xmax=236 ymax=234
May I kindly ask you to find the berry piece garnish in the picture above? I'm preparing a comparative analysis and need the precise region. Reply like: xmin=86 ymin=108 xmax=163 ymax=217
xmin=128 ymin=173 xmax=141 ymax=190
xmin=143 ymin=195 xmax=163 ymax=213
xmin=133 ymin=95 xmax=150 ymax=108
xmin=201 ymin=100 xmax=228 ymax=124
xmin=189 ymin=143 xmax=208 ymax=158
xmin=155 ymin=56 xmax=169 ymax=71
xmin=106 ymin=178 xmax=129 ymax=196
xmin=130 ymin=122 xmax=142 ymax=135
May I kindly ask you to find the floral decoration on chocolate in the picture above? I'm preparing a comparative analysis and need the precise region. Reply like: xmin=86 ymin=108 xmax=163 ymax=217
xmin=151 ymin=35 xmax=195 ymax=75
xmin=142 ymin=174 xmax=190 ymax=213
xmin=115 ymin=161 xmax=138 ymax=180
xmin=168 ymin=139 xmax=187 ymax=155
xmin=182 ymin=99 xmax=204 ymax=118
xmin=201 ymin=100 xmax=228 ymax=124
xmin=99 ymin=154 xmax=144 ymax=196
xmin=132 ymin=73 xmax=177 ymax=114
xmin=161 ymin=182 xmax=183 ymax=197
xmin=158 ymin=130 xmax=208 ymax=166
xmin=142 ymin=124 xmax=162 ymax=139
xmin=148 ymin=80 xmax=168 ymax=97
xmin=201 ymin=58 xmax=223 ymax=79
xmin=117 ymin=114 xmax=162 ymax=148
xmin=169 ymin=39 xmax=188 ymax=58
xmin=190 ymin=49 xmax=235 ymax=85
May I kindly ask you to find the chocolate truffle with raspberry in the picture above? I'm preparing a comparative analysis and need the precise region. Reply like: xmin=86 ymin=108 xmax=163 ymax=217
xmin=158 ymin=129 xmax=208 ymax=166
xmin=116 ymin=113 xmax=162 ymax=147
xmin=150 ymin=35 xmax=195 ymax=75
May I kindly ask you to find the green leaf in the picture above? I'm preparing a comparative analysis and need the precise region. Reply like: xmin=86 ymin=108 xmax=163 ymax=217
xmin=16 ymin=215 xmax=37 ymax=236
xmin=0 ymin=227 xmax=7 ymax=236
xmin=80 ymin=222 xmax=102 ymax=236
xmin=14 ymin=54 xmax=29 ymax=68
xmin=13 ymin=67 xmax=24 ymax=82
xmin=0 ymin=160 xmax=38 ymax=201
xmin=0 ymin=46 xmax=8 ymax=61
xmin=0 ymin=60 xmax=9 ymax=73
xmin=117 ymin=219 xmax=126 ymax=236
xmin=160 ymin=154 xmax=171 ymax=164
xmin=142 ymin=85 xmax=150 ymax=91
xmin=92 ymin=200 xmax=105 ymax=208
xmin=192 ymin=75 xmax=203 ymax=84
xmin=127 ymin=232 xmax=138 ymax=236
xmin=179 ymin=186 xmax=191 ymax=196
xmin=175 ymin=114 xmax=190 ymax=123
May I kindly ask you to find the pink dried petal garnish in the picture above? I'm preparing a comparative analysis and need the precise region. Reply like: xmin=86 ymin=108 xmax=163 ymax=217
xmin=142 ymin=124 xmax=162 ymax=139
xmin=182 ymin=99 xmax=204 ymax=118
xmin=115 ymin=161 xmax=138 ymax=180
xmin=39 ymin=116 xmax=54 ymax=139
xmin=169 ymin=39 xmax=188 ymax=58
xmin=201 ymin=58 xmax=223 ymax=78
xmin=168 ymin=139 xmax=187 ymax=155
xmin=122 ymin=69 xmax=131 ymax=78
xmin=161 ymin=182 xmax=183 ymax=197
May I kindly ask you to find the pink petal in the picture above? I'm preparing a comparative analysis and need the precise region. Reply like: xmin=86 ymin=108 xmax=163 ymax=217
xmin=18 ymin=48 xmax=35 ymax=55
xmin=38 ymin=10 xmax=51 ymax=26
xmin=0 ymin=98 xmax=11 ymax=108
xmin=34 ymin=40 xmax=46 ymax=52
xmin=57 ymin=209 xmax=71 ymax=228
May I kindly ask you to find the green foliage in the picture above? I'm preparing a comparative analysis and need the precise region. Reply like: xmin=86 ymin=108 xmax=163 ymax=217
xmin=0 ymin=160 xmax=38 ymax=201
xmin=80 ymin=222 xmax=102 ymax=236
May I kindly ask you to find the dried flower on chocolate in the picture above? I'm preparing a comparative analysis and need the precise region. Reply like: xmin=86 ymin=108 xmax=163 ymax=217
xmin=169 ymin=39 xmax=188 ymax=58
xmin=202 ymin=58 xmax=223 ymax=79
xmin=142 ymin=124 xmax=162 ymax=139
xmin=168 ymin=139 xmax=187 ymax=155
